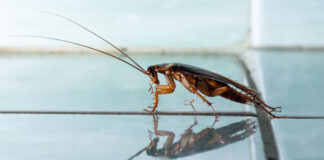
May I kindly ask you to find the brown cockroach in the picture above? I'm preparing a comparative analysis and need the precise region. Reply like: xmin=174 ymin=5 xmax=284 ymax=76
xmin=16 ymin=12 xmax=281 ymax=118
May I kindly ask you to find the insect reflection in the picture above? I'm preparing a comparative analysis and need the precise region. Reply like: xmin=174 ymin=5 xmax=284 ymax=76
xmin=129 ymin=115 xmax=256 ymax=159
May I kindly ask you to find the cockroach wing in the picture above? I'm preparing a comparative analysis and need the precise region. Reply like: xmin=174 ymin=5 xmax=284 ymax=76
xmin=172 ymin=63 xmax=259 ymax=96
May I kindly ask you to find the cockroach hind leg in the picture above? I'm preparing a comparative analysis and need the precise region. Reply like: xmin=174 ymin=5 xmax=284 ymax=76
xmin=271 ymin=106 xmax=282 ymax=112
xmin=211 ymin=109 xmax=219 ymax=127
xmin=209 ymin=103 xmax=219 ymax=120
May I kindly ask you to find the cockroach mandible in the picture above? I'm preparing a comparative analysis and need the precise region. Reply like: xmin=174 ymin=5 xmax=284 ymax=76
xmin=15 ymin=12 xmax=282 ymax=118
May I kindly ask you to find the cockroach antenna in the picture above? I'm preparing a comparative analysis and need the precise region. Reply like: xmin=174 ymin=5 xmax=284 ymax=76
xmin=128 ymin=147 xmax=147 ymax=160
xmin=12 ymin=35 xmax=148 ymax=75
xmin=38 ymin=11 xmax=147 ymax=73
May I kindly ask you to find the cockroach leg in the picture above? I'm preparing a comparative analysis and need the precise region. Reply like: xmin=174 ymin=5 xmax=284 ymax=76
xmin=143 ymin=72 xmax=176 ymax=113
xmin=268 ymin=106 xmax=282 ymax=112
xmin=186 ymin=103 xmax=198 ymax=124
xmin=196 ymin=92 xmax=219 ymax=119
xmin=254 ymin=96 xmax=282 ymax=113
xmin=148 ymin=81 xmax=154 ymax=94
xmin=178 ymin=72 xmax=222 ymax=119
xmin=196 ymin=87 xmax=228 ymax=119
xmin=187 ymin=103 xmax=197 ymax=112
xmin=147 ymin=84 xmax=175 ymax=112
xmin=258 ymin=104 xmax=282 ymax=119
xmin=185 ymin=93 xmax=197 ymax=105
xmin=273 ymin=106 xmax=282 ymax=112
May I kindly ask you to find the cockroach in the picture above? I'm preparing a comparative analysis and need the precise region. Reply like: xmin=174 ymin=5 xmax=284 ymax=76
xmin=15 ymin=12 xmax=282 ymax=118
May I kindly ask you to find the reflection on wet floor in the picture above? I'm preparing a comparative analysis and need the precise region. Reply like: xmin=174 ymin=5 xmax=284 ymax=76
xmin=259 ymin=51 xmax=324 ymax=159
xmin=0 ymin=115 xmax=257 ymax=160
xmin=129 ymin=115 xmax=256 ymax=160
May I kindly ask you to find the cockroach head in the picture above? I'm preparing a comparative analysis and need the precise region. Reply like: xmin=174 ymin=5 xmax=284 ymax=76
xmin=147 ymin=66 xmax=159 ymax=84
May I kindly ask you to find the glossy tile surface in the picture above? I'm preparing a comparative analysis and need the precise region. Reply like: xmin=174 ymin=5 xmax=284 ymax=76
xmin=273 ymin=119 xmax=324 ymax=160
xmin=1 ymin=51 xmax=323 ymax=159
xmin=258 ymin=51 xmax=324 ymax=116
xmin=0 ymin=115 xmax=257 ymax=160
xmin=0 ymin=55 xmax=247 ymax=112
xmin=0 ymin=54 xmax=259 ymax=160
xmin=258 ymin=51 xmax=324 ymax=159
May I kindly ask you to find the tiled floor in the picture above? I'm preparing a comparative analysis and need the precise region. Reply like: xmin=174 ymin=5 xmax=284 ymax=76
xmin=258 ymin=51 xmax=324 ymax=159
xmin=0 ymin=55 xmax=246 ymax=112
xmin=0 ymin=115 xmax=257 ymax=160
xmin=0 ymin=52 xmax=323 ymax=159
xmin=0 ymin=54 xmax=258 ymax=160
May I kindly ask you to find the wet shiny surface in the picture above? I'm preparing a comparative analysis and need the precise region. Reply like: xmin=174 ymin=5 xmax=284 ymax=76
xmin=273 ymin=119 xmax=324 ymax=160
xmin=258 ymin=51 xmax=324 ymax=159
xmin=259 ymin=51 xmax=324 ymax=116
xmin=0 ymin=115 xmax=257 ymax=160
xmin=0 ymin=55 xmax=246 ymax=112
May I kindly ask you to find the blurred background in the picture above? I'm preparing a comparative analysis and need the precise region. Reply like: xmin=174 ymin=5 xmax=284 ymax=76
xmin=0 ymin=0 xmax=323 ymax=160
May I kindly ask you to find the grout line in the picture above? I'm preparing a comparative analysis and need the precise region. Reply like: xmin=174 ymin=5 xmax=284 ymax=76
xmin=274 ymin=116 xmax=324 ymax=119
xmin=0 ymin=110 xmax=321 ymax=119
xmin=0 ymin=110 xmax=257 ymax=117
xmin=238 ymin=55 xmax=280 ymax=160
xmin=253 ymin=46 xmax=324 ymax=52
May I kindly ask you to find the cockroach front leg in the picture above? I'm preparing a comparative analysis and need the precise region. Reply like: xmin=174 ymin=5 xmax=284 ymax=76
xmin=148 ymin=81 xmax=154 ymax=94
xmin=143 ymin=85 xmax=174 ymax=112
xmin=143 ymin=71 xmax=176 ymax=113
